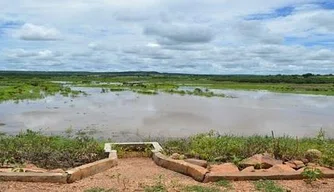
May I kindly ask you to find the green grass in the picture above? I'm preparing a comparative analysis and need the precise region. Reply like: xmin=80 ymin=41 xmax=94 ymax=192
xmin=0 ymin=129 xmax=105 ymax=169
xmin=301 ymin=167 xmax=323 ymax=184
xmin=0 ymin=80 xmax=85 ymax=102
xmin=253 ymin=180 xmax=286 ymax=192
xmin=1 ymin=129 xmax=333 ymax=170
xmin=144 ymin=175 xmax=168 ymax=192
xmin=204 ymin=82 xmax=334 ymax=96
xmin=135 ymin=89 xmax=159 ymax=95
xmin=214 ymin=179 xmax=233 ymax=189
xmin=182 ymin=185 xmax=221 ymax=192
xmin=161 ymin=130 xmax=334 ymax=168
xmin=144 ymin=185 xmax=168 ymax=192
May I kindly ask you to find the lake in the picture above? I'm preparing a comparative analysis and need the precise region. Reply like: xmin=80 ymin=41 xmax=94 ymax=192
xmin=0 ymin=88 xmax=333 ymax=141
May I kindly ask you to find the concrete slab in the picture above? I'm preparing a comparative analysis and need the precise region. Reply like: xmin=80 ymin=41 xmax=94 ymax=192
xmin=0 ymin=172 xmax=68 ymax=183
xmin=104 ymin=142 xmax=163 ymax=153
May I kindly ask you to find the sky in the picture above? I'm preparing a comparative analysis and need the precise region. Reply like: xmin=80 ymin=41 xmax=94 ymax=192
xmin=0 ymin=0 xmax=334 ymax=74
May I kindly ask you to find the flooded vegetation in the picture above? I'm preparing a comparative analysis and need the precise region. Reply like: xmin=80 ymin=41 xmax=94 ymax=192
xmin=1 ymin=71 xmax=334 ymax=103
xmin=1 ymin=72 xmax=334 ymax=140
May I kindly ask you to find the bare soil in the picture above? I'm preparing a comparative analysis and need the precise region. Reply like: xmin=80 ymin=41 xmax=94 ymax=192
xmin=0 ymin=158 xmax=333 ymax=192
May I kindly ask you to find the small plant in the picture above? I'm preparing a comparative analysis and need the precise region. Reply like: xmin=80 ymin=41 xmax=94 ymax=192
xmin=144 ymin=175 xmax=167 ymax=192
xmin=183 ymin=185 xmax=220 ymax=192
xmin=231 ymin=155 xmax=242 ymax=167
xmin=254 ymin=180 xmax=285 ymax=192
xmin=84 ymin=187 xmax=118 ymax=192
xmin=301 ymin=167 xmax=323 ymax=184
xmin=214 ymin=179 xmax=233 ymax=189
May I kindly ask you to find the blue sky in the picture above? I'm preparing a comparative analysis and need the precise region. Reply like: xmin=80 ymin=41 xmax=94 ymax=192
xmin=0 ymin=0 xmax=334 ymax=74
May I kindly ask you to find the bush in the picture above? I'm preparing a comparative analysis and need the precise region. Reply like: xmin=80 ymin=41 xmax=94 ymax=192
xmin=162 ymin=130 xmax=334 ymax=167
xmin=0 ymin=129 xmax=105 ymax=169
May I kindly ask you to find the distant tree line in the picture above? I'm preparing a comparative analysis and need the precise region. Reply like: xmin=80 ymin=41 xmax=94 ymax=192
xmin=0 ymin=71 xmax=333 ymax=84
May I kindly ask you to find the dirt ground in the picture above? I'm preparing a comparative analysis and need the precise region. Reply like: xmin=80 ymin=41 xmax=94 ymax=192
xmin=0 ymin=158 xmax=333 ymax=192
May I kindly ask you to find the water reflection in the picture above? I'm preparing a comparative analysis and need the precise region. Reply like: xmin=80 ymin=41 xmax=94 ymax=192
xmin=0 ymin=88 xmax=333 ymax=141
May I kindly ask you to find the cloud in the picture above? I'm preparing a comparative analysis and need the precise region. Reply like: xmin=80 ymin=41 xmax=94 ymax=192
xmin=144 ymin=24 xmax=215 ymax=44
xmin=266 ymin=6 xmax=334 ymax=37
xmin=15 ymin=23 xmax=62 ymax=41
xmin=231 ymin=20 xmax=284 ymax=44
xmin=5 ymin=49 xmax=62 ymax=61
xmin=122 ymin=44 xmax=174 ymax=60
xmin=1 ymin=0 xmax=334 ymax=74
xmin=88 ymin=42 xmax=117 ymax=52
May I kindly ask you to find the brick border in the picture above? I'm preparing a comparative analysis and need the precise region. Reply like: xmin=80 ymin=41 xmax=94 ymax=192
xmin=0 ymin=152 xmax=118 ymax=183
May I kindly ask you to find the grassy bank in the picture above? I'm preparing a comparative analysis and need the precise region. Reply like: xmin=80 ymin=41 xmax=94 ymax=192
xmin=1 ymin=130 xmax=333 ymax=169
xmin=0 ymin=130 xmax=105 ymax=169
xmin=161 ymin=130 xmax=334 ymax=168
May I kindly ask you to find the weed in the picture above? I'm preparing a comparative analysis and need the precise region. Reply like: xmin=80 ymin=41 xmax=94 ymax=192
xmin=183 ymin=185 xmax=220 ymax=192
xmin=0 ymin=129 xmax=105 ymax=169
xmin=214 ymin=179 xmax=233 ymax=189
xmin=84 ymin=187 xmax=118 ymax=192
xmin=144 ymin=184 xmax=167 ymax=192
xmin=162 ymin=130 xmax=334 ymax=168
xmin=144 ymin=175 xmax=167 ymax=192
xmin=134 ymin=89 xmax=158 ymax=95
xmin=301 ymin=167 xmax=323 ymax=184
xmin=254 ymin=180 xmax=285 ymax=192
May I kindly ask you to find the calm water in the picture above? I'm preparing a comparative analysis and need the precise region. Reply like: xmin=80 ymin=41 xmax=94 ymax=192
xmin=0 ymin=88 xmax=333 ymax=141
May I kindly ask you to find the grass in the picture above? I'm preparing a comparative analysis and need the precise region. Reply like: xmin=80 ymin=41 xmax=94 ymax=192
xmin=144 ymin=175 xmax=168 ymax=192
xmin=214 ymin=179 xmax=233 ymax=189
xmin=135 ymin=89 xmax=159 ymax=95
xmin=161 ymin=130 xmax=334 ymax=168
xmin=0 ymin=129 xmax=105 ymax=169
xmin=144 ymin=185 xmax=168 ymax=192
xmin=84 ymin=187 xmax=118 ymax=192
xmin=253 ymin=180 xmax=286 ymax=192
xmin=0 ymin=79 xmax=85 ymax=102
xmin=182 ymin=185 xmax=221 ymax=192
xmin=1 ymin=129 xmax=333 ymax=170
xmin=301 ymin=167 xmax=323 ymax=184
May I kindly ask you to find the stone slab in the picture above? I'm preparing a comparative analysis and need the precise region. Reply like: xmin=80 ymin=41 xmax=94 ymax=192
xmin=104 ymin=142 xmax=163 ymax=153
xmin=152 ymin=152 xmax=208 ymax=182
xmin=0 ymin=172 xmax=67 ymax=183
xmin=66 ymin=157 xmax=117 ymax=183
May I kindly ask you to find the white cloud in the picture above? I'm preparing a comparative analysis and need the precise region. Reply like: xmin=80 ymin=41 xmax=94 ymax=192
xmin=266 ymin=7 xmax=334 ymax=37
xmin=0 ymin=0 xmax=333 ymax=74
xmin=144 ymin=23 xmax=215 ymax=44
xmin=15 ymin=23 xmax=62 ymax=41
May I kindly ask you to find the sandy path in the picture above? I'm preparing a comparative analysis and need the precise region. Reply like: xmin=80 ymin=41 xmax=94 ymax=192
xmin=0 ymin=158 xmax=333 ymax=192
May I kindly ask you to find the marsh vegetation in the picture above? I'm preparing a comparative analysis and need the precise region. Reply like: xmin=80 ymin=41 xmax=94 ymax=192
xmin=1 ymin=71 xmax=334 ymax=102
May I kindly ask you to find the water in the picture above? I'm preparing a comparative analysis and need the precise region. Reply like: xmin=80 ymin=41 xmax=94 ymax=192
xmin=0 ymin=88 xmax=333 ymax=141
